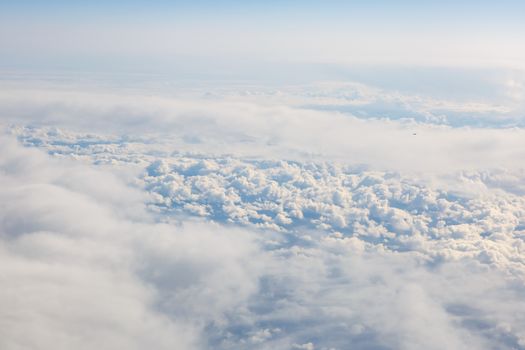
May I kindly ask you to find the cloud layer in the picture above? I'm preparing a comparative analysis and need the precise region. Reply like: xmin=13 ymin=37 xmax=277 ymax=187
xmin=2 ymin=79 xmax=525 ymax=349
xmin=1 ymin=129 xmax=525 ymax=349
xmin=0 ymin=136 xmax=263 ymax=350
xmin=2 ymin=81 xmax=525 ymax=173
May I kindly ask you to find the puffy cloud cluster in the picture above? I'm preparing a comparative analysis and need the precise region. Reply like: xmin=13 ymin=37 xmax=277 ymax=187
xmin=0 ymin=136 xmax=264 ymax=350
xmin=3 ymin=79 xmax=525 ymax=349
xmin=210 ymin=80 xmax=523 ymax=128
xmin=2 ymin=135 xmax=525 ymax=350
xmin=3 ymin=84 xmax=525 ymax=173
xmin=9 ymin=125 xmax=525 ymax=278
xmin=142 ymin=156 xmax=525 ymax=277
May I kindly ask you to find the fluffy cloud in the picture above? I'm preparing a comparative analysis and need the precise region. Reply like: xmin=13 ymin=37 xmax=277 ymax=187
xmin=8 ymin=126 xmax=525 ymax=278
xmin=1 ymin=132 xmax=525 ymax=349
xmin=0 ymin=136 xmax=264 ymax=350
xmin=2 ymin=83 xmax=525 ymax=173
xmin=2 ymin=79 xmax=525 ymax=349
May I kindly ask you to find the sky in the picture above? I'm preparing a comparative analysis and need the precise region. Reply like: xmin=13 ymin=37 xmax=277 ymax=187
xmin=1 ymin=0 xmax=525 ymax=73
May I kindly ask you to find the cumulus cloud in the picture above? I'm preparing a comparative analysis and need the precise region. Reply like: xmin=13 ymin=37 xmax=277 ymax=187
xmin=212 ymin=80 xmax=523 ymax=127
xmin=7 ymin=127 xmax=525 ymax=278
xmin=1 ymin=133 xmax=525 ymax=349
xmin=0 ymin=136 xmax=263 ymax=350
xmin=2 ymin=78 xmax=525 ymax=349
xmin=2 ymin=83 xmax=525 ymax=173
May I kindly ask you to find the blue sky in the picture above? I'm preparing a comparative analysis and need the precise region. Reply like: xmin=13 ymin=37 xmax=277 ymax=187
xmin=1 ymin=0 xmax=524 ymax=74
xmin=3 ymin=0 xmax=525 ymax=21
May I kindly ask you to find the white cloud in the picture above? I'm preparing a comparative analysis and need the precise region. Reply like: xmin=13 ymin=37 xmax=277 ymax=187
xmin=1 ymin=134 xmax=525 ymax=349
xmin=7 ymin=128 xmax=525 ymax=278
xmin=2 ymin=78 xmax=525 ymax=349
xmin=0 ymin=136 xmax=264 ymax=350
xmin=2 ymin=83 xmax=525 ymax=174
